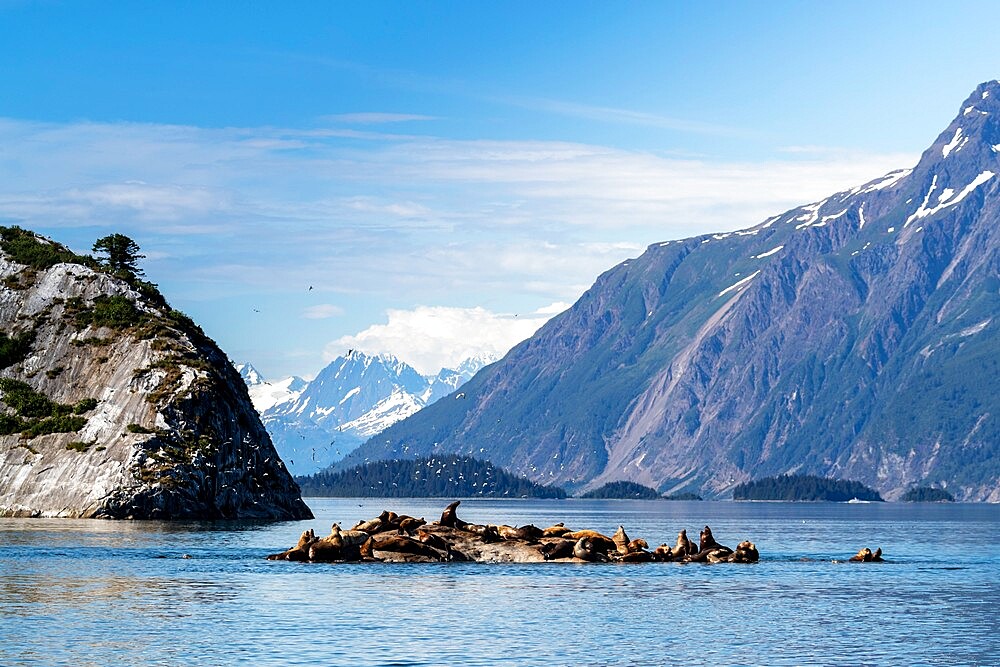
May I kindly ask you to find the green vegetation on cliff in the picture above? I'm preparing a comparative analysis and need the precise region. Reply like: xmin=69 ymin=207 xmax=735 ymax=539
xmin=732 ymin=474 xmax=883 ymax=502
xmin=579 ymin=481 xmax=661 ymax=499
xmin=296 ymin=455 xmax=567 ymax=498
xmin=0 ymin=378 xmax=96 ymax=438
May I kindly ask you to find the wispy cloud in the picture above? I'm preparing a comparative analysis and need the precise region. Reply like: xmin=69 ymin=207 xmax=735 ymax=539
xmin=323 ymin=112 xmax=438 ymax=124
xmin=0 ymin=114 xmax=917 ymax=374
xmin=302 ymin=304 xmax=344 ymax=319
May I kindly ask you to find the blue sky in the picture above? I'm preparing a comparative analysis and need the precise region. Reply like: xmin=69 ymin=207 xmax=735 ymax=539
xmin=2 ymin=1 xmax=999 ymax=377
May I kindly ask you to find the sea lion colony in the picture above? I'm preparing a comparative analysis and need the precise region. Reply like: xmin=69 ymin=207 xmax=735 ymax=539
xmin=266 ymin=500 xmax=762 ymax=564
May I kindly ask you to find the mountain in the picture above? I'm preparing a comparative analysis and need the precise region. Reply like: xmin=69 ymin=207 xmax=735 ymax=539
xmin=340 ymin=81 xmax=1000 ymax=502
xmin=0 ymin=227 xmax=312 ymax=519
xmin=237 ymin=363 xmax=307 ymax=413
xmin=244 ymin=351 xmax=493 ymax=475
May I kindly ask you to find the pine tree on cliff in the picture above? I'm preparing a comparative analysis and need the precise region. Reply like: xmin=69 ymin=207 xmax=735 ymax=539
xmin=92 ymin=234 xmax=145 ymax=279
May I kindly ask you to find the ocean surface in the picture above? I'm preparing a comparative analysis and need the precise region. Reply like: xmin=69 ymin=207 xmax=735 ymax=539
xmin=2 ymin=498 xmax=998 ymax=666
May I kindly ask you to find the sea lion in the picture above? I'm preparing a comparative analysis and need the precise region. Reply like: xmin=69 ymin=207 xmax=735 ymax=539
xmin=626 ymin=538 xmax=648 ymax=553
xmin=399 ymin=517 xmax=426 ymax=532
xmin=508 ymin=525 xmax=543 ymax=542
xmin=699 ymin=525 xmax=727 ymax=553
xmin=358 ymin=536 xmax=376 ymax=560
xmin=728 ymin=541 xmax=759 ymax=563
xmin=542 ymin=523 xmax=572 ymax=538
xmin=562 ymin=530 xmax=617 ymax=553
xmin=352 ymin=518 xmax=384 ymax=533
xmin=620 ymin=550 xmax=653 ymax=563
xmin=612 ymin=525 xmax=631 ymax=555
xmin=573 ymin=537 xmax=609 ymax=562
xmin=439 ymin=500 xmax=465 ymax=528
xmin=652 ymin=544 xmax=675 ymax=562
xmin=871 ymin=547 xmax=884 ymax=562
xmin=539 ymin=539 xmax=576 ymax=560
xmin=849 ymin=547 xmax=873 ymax=562
xmin=372 ymin=535 xmax=444 ymax=560
xmin=669 ymin=529 xmax=691 ymax=558
xmin=266 ymin=528 xmax=316 ymax=561
xmin=308 ymin=524 xmax=347 ymax=562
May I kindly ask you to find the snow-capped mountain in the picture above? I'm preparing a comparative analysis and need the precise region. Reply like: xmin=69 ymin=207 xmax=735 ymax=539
xmin=340 ymin=81 xmax=1000 ymax=501
xmin=238 ymin=351 xmax=495 ymax=475
xmin=237 ymin=363 xmax=308 ymax=413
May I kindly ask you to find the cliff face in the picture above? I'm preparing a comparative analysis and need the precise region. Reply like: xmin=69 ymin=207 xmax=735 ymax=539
xmin=0 ymin=229 xmax=312 ymax=519
xmin=342 ymin=82 xmax=1000 ymax=502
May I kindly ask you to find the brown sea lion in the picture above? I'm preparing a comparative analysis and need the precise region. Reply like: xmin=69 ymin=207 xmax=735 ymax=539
xmin=849 ymin=547 xmax=873 ymax=562
xmin=359 ymin=536 xmax=376 ymax=560
xmin=308 ymin=524 xmax=347 ymax=561
xmin=652 ymin=544 xmax=675 ymax=562
xmin=399 ymin=517 xmax=426 ymax=532
xmin=540 ymin=539 xmax=576 ymax=560
xmin=669 ymin=529 xmax=691 ymax=558
xmin=699 ymin=525 xmax=727 ymax=553
xmin=627 ymin=538 xmax=648 ymax=553
xmin=620 ymin=550 xmax=653 ymax=563
xmin=727 ymin=541 xmax=759 ymax=563
xmin=562 ymin=530 xmax=617 ymax=553
xmin=352 ymin=518 xmax=384 ymax=533
xmin=871 ymin=547 xmax=884 ymax=562
xmin=542 ymin=523 xmax=572 ymax=538
xmin=266 ymin=528 xmax=316 ymax=561
xmin=612 ymin=526 xmax=631 ymax=555
xmin=372 ymin=535 xmax=444 ymax=560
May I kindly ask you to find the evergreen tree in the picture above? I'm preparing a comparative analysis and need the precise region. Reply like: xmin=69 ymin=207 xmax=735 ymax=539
xmin=92 ymin=234 xmax=145 ymax=278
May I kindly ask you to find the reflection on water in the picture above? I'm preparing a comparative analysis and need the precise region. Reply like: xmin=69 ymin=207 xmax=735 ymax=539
xmin=2 ymin=499 xmax=998 ymax=666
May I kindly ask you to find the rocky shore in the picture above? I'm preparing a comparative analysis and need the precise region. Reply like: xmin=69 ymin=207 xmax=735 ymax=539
xmin=267 ymin=500 xmax=761 ymax=564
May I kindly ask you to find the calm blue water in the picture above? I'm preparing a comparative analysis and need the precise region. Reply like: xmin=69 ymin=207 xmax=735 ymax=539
xmin=2 ymin=498 xmax=998 ymax=666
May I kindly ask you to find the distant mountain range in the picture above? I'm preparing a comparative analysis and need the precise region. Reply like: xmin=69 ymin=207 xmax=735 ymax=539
xmin=338 ymin=81 xmax=1000 ymax=501
xmin=238 ymin=351 xmax=494 ymax=475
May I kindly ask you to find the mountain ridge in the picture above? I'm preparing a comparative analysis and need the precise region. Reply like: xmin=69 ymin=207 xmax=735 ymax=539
xmin=339 ymin=81 xmax=1000 ymax=501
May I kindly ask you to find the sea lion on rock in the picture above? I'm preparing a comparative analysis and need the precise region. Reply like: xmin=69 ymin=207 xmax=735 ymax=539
xmin=620 ymin=550 xmax=653 ymax=563
xmin=542 ymin=523 xmax=572 ymax=538
xmin=612 ymin=526 xmax=630 ymax=555
xmin=266 ymin=529 xmax=316 ymax=561
xmin=439 ymin=501 xmax=467 ymax=529
xmin=573 ymin=537 xmax=609 ymax=562
xmin=669 ymin=530 xmax=692 ymax=559
xmin=352 ymin=518 xmax=384 ymax=533
xmin=308 ymin=524 xmax=348 ymax=562
xmin=699 ymin=526 xmax=727 ymax=553
xmin=540 ymin=539 xmax=576 ymax=560
xmin=562 ymin=530 xmax=617 ymax=553
xmin=627 ymin=538 xmax=648 ymax=554
xmin=399 ymin=517 xmax=426 ymax=532
xmin=652 ymin=544 xmax=675 ymax=562
xmin=372 ymin=535 xmax=444 ymax=560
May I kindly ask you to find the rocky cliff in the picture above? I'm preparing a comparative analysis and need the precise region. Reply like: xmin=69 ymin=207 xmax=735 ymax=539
xmin=0 ymin=227 xmax=312 ymax=519
xmin=342 ymin=81 xmax=1000 ymax=502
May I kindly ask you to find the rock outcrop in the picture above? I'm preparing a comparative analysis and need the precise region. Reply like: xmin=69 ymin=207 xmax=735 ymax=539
xmin=266 ymin=500 xmax=759 ymax=564
xmin=0 ymin=227 xmax=312 ymax=519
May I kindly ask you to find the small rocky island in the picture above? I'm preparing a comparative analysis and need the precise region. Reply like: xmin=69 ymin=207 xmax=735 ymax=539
xmin=267 ymin=500 xmax=761 ymax=564
xmin=0 ymin=227 xmax=311 ymax=520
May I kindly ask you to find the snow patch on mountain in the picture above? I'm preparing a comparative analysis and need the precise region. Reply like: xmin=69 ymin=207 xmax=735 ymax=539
xmin=240 ymin=351 xmax=496 ymax=475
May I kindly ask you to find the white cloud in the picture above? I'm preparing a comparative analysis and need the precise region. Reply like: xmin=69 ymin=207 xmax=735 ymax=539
xmin=302 ymin=304 xmax=345 ymax=319
xmin=324 ymin=304 xmax=560 ymax=375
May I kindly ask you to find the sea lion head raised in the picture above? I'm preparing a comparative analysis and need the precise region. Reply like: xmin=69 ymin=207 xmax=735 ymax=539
xmin=612 ymin=525 xmax=631 ymax=555
xmin=439 ymin=501 xmax=461 ymax=528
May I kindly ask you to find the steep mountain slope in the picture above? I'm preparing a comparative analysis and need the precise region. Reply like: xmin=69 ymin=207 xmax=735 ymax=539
xmin=0 ymin=228 xmax=312 ymax=519
xmin=248 ymin=352 xmax=492 ymax=475
xmin=342 ymin=81 xmax=1000 ymax=501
